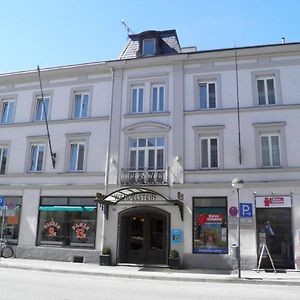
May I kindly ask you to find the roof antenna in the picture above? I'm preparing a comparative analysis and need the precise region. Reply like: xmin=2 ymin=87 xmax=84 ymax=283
xmin=121 ymin=19 xmax=134 ymax=37
xmin=37 ymin=65 xmax=56 ymax=169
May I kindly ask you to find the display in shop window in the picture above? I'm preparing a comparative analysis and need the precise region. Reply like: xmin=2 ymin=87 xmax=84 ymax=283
xmin=72 ymin=222 xmax=91 ymax=241
xmin=43 ymin=220 xmax=62 ymax=239
xmin=193 ymin=207 xmax=228 ymax=254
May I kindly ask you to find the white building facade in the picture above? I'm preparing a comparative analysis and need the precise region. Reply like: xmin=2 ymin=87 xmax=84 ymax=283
xmin=1 ymin=30 xmax=300 ymax=270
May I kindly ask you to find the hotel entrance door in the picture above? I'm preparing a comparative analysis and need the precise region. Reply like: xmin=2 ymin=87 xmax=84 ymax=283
xmin=118 ymin=208 xmax=168 ymax=265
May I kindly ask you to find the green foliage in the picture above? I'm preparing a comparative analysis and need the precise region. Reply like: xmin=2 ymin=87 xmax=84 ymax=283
xmin=169 ymin=249 xmax=179 ymax=258
xmin=102 ymin=247 xmax=111 ymax=255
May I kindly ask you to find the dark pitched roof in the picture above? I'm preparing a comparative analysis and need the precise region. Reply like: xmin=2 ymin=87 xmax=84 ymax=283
xmin=119 ymin=29 xmax=181 ymax=60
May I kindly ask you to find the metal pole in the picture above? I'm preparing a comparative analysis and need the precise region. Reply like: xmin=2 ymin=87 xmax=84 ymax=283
xmin=0 ymin=198 xmax=5 ymax=240
xmin=237 ymin=188 xmax=241 ymax=278
xmin=0 ymin=198 xmax=6 ymax=261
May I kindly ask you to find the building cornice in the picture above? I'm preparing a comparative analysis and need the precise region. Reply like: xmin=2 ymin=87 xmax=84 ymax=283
xmin=0 ymin=116 xmax=109 ymax=130
xmin=184 ymin=103 xmax=300 ymax=116
xmin=184 ymin=166 xmax=300 ymax=175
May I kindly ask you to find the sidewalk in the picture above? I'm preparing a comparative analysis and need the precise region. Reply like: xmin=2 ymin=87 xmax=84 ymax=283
xmin=1 ymin=257 xmax=300 ymax=286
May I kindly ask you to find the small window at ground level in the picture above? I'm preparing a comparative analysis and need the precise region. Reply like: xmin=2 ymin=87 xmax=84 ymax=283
xmin=193 ymin=197 xmax=228 ymax=254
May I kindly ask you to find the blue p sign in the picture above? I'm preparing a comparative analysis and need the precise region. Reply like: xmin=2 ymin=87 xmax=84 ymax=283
xmin=240 ymin=203 xmax=253 ymax=218
xmin=0 ymin=196 xmax=5 ymax=207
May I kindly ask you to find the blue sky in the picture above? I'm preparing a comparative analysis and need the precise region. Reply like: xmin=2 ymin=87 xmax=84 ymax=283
xmin=1 ymin=0 xmax=299 ymax=73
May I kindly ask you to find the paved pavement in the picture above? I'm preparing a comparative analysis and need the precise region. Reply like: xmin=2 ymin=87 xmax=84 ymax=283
xmin=1 ymin=257 xmax=300 ymax=286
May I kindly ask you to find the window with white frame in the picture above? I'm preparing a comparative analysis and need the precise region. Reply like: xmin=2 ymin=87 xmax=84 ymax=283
xmin=1 ymin=99 xmax=15 ymax=124
xmin=200 ymin=136 xmax=218 ymax=168
xmin=129 ymin=137 xmax=164 ymax=170
xmin=131 ymin=86 xmax=144 ymax=113
xmin=73 ymin=92 xmax=89 ymax=118
xmin=0 ymin=146 xmax=8 ymax=174
xmin=261 ymin=134 xmax=280 ymax=167
xmin=151 ymin=84 xmax=165 ymax=112
xmin=194 ymin=125 xmax=224 ymax=170
xmin=257 ymin=77 xmax=276 ymax=105
xmin=34 ymin=96 xmax=50 ymax=121
xmin=253 ymin=122 xmax=286 ymax=168
xmin=69 ymin=142 xmax=85 ymax=172
xmin=29 ymin=144 xmax=45 ymax=172
xmin=199 ymin=82 xmax=216 ymax=109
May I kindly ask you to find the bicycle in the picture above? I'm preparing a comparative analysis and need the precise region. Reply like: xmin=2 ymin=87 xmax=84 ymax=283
xmin=0 ymin=239 xmax=14 ymax=258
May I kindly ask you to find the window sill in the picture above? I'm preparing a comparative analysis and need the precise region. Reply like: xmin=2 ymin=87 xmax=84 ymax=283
xmin=260 ymin=166 xmax=282 ymax=169
xmin=124 ymin=111 xmax=170 ymax=118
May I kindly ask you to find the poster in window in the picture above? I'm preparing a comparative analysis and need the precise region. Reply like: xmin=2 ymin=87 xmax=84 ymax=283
xmin=43 ymin=219 xmax=62 ymax=241
xmin=193 ymin=207 xmax=228 ymax=254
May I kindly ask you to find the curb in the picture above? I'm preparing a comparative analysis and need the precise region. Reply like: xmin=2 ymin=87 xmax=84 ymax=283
xmin=1 ymin=263 xmax=300 ymax=286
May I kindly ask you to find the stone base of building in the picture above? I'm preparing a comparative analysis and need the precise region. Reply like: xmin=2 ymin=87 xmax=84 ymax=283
xmin=15 ymin=246 xmax=99 ymax=264
xmin=182 ymin=253 xmax=257 ymax=270
xmin=182 ymin=253 xmax=233 ymax=270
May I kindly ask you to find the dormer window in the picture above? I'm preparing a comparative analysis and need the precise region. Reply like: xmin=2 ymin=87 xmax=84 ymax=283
xmin=120 ymin=30 xmax=181 ymax=60
xmin=142 ymin=38 xmax=156 ymax=56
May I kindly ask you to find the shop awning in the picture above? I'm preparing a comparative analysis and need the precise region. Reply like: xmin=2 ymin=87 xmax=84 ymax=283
xmin=39 ymin=206 xmax=96 ymax=212
xmin=95 ymin=187 xmax=183 ymax=221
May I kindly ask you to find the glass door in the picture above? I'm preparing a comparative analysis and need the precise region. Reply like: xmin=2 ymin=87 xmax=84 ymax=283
xmin=127 ymin=215 xmax=146 ymax=263
xmin=256 ymin=208 xmax=294 ymax=269
xmin=147 ymin=216 xmax=166 ymax=264
xmin=119 ymin=210 xmax=168 ymax=265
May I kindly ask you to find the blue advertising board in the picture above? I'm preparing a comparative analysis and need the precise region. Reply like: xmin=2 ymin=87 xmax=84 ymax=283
xmin=171 ymin=229 xmax=183 ymax=244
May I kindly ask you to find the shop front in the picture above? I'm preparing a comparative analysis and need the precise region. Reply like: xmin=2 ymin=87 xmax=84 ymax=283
xmin=96 ymin=187 xmax=183 ymax=266
xmin=0 ymin=196 xmax=22 ymax=245
xmin=256 ymin=195 xmax=294 ymax=269
xmin=37 ymin=197 xmax=97 ymax=248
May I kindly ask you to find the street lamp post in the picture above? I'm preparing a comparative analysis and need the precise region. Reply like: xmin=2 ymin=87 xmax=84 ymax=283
xmin=231 ymin=178 xmax=244 ymax=278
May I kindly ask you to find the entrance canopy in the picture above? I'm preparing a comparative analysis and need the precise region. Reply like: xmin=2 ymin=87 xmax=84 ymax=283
xmin=95 ymin=187 xmax=183 ymax=221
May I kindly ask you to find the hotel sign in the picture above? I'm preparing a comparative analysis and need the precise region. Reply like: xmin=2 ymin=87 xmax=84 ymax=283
xmin=255 ymin=196 xmax=292 ymax=208
xmin=113 ymin=193 xmax=166 ymax=204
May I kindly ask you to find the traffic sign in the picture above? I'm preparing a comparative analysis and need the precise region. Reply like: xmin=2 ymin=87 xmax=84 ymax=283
xmin=0 ymin=196 xmax=5 ymax=207
xmin=240 ymin=203 xmax=253 ymax=218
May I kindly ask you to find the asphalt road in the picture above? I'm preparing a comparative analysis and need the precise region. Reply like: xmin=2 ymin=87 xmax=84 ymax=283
xmin=1 ymin=268 xmax=300 ymax=300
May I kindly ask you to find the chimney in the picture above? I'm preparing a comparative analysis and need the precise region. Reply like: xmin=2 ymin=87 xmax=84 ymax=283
xmin=281 ymin=37 xmax=286 ymax=44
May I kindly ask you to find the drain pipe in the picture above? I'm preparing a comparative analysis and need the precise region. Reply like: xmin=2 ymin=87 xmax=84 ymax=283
xmin=105 ymin=66 xmax=115 ymax=194
xmin=99 ymin=66 xmax=115 ymax=252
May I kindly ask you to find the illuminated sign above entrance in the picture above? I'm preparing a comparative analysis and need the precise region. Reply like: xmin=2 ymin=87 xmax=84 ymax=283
xmin=113 ymin=193 xmax=166 ymax=204
xmin=255 ymin=196 xmax=292 ymax=208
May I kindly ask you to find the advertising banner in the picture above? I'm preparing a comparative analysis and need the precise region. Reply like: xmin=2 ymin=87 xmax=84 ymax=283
xmin=255 ymin=196 xmax=292 ymax=208
xmin=193 ymin=207 xmax=227 ymax=254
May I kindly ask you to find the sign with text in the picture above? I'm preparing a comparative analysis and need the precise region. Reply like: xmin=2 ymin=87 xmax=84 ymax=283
xmin=240 ymin=203 xmax=253 ymax=218
xmin=255 ymin=196 xmax=292 ymax=208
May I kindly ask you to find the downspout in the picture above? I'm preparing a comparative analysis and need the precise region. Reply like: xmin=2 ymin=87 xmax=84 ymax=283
xmin=99 ymin=66 xmax=115 ymax=251
xmin=105 ymin=66 xmax=115 ymax=194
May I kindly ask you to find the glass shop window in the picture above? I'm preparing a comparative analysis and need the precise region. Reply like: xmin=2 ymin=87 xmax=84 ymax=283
xmin=193 ymin=197 xmax=228 ymax=254
xmin=0 ymin=196 xmax=22 ymax=245
xmin=37 ymin=197 xmax=96 ymax=248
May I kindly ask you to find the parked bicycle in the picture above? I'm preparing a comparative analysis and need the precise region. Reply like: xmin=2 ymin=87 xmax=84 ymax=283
xmin=0 ymin=239 xmax=14 ymax=258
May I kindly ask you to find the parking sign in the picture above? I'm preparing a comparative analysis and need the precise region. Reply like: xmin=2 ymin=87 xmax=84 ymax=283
xmin=0 ymin=196 xmax=5 ymax=207
xmin=240 ymin=203 xmax=253 ymax=218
